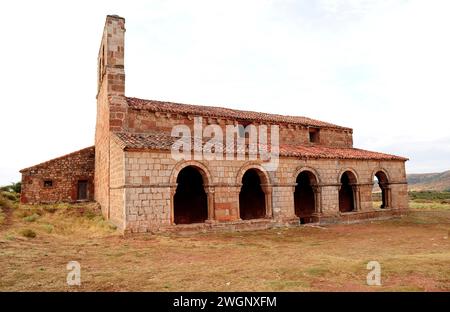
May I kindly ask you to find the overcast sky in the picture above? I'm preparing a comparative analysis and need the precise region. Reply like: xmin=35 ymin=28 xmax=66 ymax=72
xmin=1 ymin=0 xmax=449 ymax=185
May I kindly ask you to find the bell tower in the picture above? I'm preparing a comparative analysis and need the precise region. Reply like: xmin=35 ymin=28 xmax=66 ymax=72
xmin=95 ymin=15 xmax=127 ymax=219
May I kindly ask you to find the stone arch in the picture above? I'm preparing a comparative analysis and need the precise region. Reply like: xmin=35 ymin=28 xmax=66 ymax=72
xmin=371 ymin=168 xmax=390 ymax=184
xmin=236 ymin=162 xmax=271 ymax=186
xmin=236 ymin=163 xmax=273 ymax=220
xmin=338 ymin=169 xmax=360 ymax=213
xmin=170 ymin=160 xmax=212 ymax=186
xmin=169 ymin=160 xmax=215 ymax=224
xmin=372 ymin=168 xmax=391 ymax=209
xmin=293 ymin=168 xmax=321 ymax=224
xmin=293 ymin=166 xmax=321 ymax=185
xmin=337 ymin=168 xmax=359 ymax=184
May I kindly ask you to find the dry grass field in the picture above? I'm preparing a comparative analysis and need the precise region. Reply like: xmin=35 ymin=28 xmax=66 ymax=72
xmin=0 ymin=192 xmax=449 ymax=291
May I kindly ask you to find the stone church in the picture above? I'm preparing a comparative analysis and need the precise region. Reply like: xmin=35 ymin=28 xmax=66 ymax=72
xmin=20 ymin=15 xmax=408 ymax=233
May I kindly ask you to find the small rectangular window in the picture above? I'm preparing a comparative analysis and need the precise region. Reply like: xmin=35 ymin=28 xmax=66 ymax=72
xmin=309 ymin=128 xmax=320 ymax=143
xmin=43 ymin=180 xmax=53 ymax=188
xmin=238 ymin=125 xmax=246 ymax=138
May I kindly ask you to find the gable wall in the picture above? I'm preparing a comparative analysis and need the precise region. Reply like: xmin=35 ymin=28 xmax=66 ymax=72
xmin=20 ymin=147 xmax=95 ymax=204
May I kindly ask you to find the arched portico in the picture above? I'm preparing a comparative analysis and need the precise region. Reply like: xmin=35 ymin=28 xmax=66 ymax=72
xmin=372 ymin=169 xmax=391 ymax=209
xmin=236 ymin=163 xmax=273 ymax=220
xmin=169 ymin=161 xmax=215 ymax=224
xmin=293 ymin=168 xmax=321 ymax=224
xmin=338 ymin=169 xmax=360 ymax=213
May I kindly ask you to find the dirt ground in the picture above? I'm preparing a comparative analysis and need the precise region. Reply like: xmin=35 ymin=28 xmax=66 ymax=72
xmin=0 ymin=202 xmax=449 ymax=291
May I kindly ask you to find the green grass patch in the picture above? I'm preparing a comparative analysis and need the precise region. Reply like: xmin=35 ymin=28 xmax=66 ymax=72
xmin=305 ymin=266 xmax=330 ymax=277
xmin=23 ymin=213 xmax=40 ymax=222
xmin=409 ymin=202 xmax=450 ymax=210
xmin=41 ymin=223 xmax=54 ymax=233
xmin=409 ymin=191 xmax=450 ymax=202
xmin=267 ymin=280 xmax=310 ymax=290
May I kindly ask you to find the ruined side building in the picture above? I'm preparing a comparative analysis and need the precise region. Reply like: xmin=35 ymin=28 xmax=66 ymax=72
xmin=20 ymin=15 xmax=409 ymax=233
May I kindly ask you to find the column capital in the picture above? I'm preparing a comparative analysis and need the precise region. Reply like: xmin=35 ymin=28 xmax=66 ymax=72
xmin=204 ymin=185 xmax=215 ymax=194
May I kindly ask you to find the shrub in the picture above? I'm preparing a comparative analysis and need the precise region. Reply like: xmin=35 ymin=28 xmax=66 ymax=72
xmin=23 ymin=213 xmax=39 ymax=222
xmin=5 ymin=234 xmax=15 ymax=240
xmin=42 ymin=224 xmax=54 ymax=233
xmin=20 ymin=229 xmax=36 ymax=238
xmin=84 ymin=210 xmax=97 ymax=220
xmin=0 ymin=182 xmax=21 ymax=193
xmin=1 ymin=191 xmax=18 ymax=202
xmin=43 ymin=206 xmax=58 ymax=214
xmin=0 ymin=194 xmax=11 ymax=209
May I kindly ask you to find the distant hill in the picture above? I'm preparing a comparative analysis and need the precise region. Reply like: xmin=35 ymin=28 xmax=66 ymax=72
xmin=407 ymin=170 xmax=450 ymax=192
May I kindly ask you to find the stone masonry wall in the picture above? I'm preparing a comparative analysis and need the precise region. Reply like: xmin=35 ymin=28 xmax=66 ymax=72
xmin=126 ymin=109 xmax=354 ymax=148
xmin=109 ymin=137 xmax=125 ymax=229
xmin=20 ymin=147 xmax=95 ymax=204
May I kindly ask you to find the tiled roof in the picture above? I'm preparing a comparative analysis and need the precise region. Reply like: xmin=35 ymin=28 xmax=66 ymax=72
xmin=126 ymin=97 xmax=351 ymax=130
xmin=112 ymin=132 xmax=407 ymax=161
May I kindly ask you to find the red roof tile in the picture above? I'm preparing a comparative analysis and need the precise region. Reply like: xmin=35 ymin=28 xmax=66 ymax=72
xmin=126 ymin=97 xmax=351 ymax=130
xmin=112 ymin=132 xmax=407 ymax=161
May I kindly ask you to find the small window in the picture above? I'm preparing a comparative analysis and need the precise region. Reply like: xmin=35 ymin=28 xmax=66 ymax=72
xmin=43 ymin=180 xmax=53 ymax=188
xmin=238 ymin=123 xmax=252 ymax=138
xmin=309 ymin=128 xmax=320 ymax=143
xmin=238 ymin=125 xmax=246 ymax=138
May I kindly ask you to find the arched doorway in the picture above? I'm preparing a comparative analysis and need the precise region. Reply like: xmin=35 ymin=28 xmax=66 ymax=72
xmin=373 ymin=171 xmax=390 ymax=209
xmin=173 ymin=166 xmax=208 ymax=224
xmin=239 ymin=169 xmax=266 ymax=220
xmin=294 ymin=171 xmax=318 ymax=224
xmin=339 ymin=171 xmax=357 ymax=213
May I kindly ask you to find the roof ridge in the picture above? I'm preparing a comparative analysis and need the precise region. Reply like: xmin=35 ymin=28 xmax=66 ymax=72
xmin=19 ymin=146 xmax=95 ymax=173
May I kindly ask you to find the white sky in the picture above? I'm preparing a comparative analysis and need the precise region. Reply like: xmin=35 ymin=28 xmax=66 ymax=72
xmin=1 ymin=0 xmax=450 ymax=185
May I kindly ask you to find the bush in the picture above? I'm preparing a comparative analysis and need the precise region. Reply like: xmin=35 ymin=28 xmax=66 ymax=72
xmin=42 ymin=224 xmax=54 ymax=233
xmin=1 ymin=191 xmax=19 ymax=202
xmin=23 ymin=213 xmax=39 ymax=222
xmin=84 ymin=210 xmax=97 ymax=220
xmin=0 ymin=182 xmax=21 ymax=193
xmin=20 ymin=229 xmax=36 ymax=238
xmin=0 ymin=194 xmax=11 ymax=209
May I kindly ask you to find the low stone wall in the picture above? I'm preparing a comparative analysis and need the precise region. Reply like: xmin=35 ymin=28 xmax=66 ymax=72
xmin=123 ymin=208 xmax=407 ymax=235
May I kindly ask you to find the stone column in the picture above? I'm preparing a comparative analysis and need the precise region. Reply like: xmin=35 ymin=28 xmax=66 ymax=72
xmin=379 ymin=183 xmax=392 ymax=208
xmin=235 ymin=184 xmax=242 ymax=221
xmin=169 ymin=184 xmax=177 ymax=225
xmin=261 ymin=184 xmax=273 ymax=219
xmin=204 ymin=185 xmax=216 ymax=222
xmin=351 ymin=184 xmax=361 ymax=211
xmin=312 ymin=185 xmax=322 ymax=214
